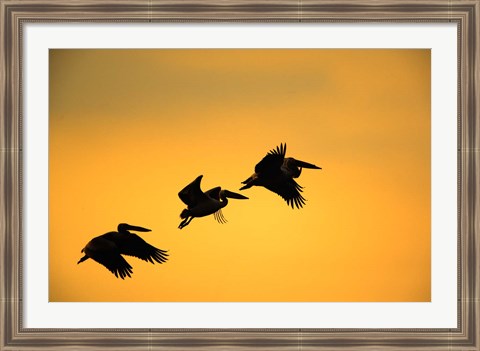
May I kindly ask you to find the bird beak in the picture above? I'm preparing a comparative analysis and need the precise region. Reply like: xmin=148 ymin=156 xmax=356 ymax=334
xmin=123 ymin=224 xmax=151 ymax=232
xmin=296 ymin=160 xmax=321 ymax=169
xmin=224 ymin=190 xmax=249 ymax=199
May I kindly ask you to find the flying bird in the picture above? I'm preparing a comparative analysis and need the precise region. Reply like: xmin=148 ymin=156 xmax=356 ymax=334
xmin=178 ymin=175 xmax=248 ymax=229
xmin=240 ymin=143 xmax=321 ymax=208
xmin=77 ymin=223 xmax=168 ymax=279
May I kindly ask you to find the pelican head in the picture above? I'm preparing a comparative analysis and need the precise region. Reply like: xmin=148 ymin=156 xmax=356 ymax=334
xmin=117 ymin=223 xmax=151 ymax=233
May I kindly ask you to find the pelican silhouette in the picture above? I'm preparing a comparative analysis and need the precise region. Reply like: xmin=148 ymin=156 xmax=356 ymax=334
xmin=77 ymin=223 xmax=168 ymax=279
xmin=178 ymin=175 xmax=248 ymax=229
xmin=240 ymin=143 xmax=321 ymax=208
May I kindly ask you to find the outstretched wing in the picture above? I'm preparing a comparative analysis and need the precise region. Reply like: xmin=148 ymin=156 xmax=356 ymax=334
xmin=178 ymin=175 xmax=209 ymax=208
xmin=84 ymin=237 xmax=133 ymax=279
xmin=264 ymin=178 xmax=307 ymax=209
xmin=255 ymin=143 xmax=286 ymax=175
xmin=118 ymin=234 xmax=169 ymax=264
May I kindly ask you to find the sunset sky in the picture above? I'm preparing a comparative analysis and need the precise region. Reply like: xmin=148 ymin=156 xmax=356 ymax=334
xmin=49 ymin=49 xmax=431 ymax=302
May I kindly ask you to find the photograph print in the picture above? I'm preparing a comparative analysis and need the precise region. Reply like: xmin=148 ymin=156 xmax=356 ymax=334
xmin=49 ymin=49 xmax=431 ymax=302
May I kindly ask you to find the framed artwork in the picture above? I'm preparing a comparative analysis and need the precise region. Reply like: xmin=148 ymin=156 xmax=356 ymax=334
xmin=1 ymin=0 xmax=478 ymax=350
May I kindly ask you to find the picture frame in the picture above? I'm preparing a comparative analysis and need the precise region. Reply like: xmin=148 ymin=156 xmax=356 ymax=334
xmin=1 ymin=0 xmax=478 ymax=350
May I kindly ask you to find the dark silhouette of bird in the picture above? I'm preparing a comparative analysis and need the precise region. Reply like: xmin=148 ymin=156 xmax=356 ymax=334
xmin=240 ymin=143 xmax=321 ymax=208
xmin=178 ymin=175 xmax=249 ymax=229
xmin=77 ymin=223 xmax=168 ymax=279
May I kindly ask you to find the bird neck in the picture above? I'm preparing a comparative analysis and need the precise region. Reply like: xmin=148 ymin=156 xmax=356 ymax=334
xmin=219 ymin=194 xmax=228 ymax=208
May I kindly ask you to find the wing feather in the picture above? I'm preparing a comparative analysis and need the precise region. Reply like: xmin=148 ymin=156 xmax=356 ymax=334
xmin=84 ymin=237 xmax=133 ymax=279
xmin=118 ymin=234 xmax=169 ymax=264
xmin=255 ymin=143 xmax=287 ymax=175
xmin=264 ymin=178 xmax=307 ymax=209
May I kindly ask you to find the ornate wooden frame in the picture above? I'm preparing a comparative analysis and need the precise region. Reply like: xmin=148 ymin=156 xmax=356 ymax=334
xmin=1 ymin=0 xmax=479 ymax=349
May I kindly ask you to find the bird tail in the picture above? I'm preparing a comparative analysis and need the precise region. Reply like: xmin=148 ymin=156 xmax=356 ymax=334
xmin=77 ymin=254 xmax=89 ymax=264
xmin=240 ymin=180 xmax=252 ymax=190
xmin=180 ymin=209 xmax=190 ymax=219
xmin=240 ymin=175 xmax=256 ymax=190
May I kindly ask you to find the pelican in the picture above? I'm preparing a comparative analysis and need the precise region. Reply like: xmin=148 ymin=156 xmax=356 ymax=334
xmin=77 ymin=223 xmax=168 ymax=279
xmin=178 ymin=175 xmax=248 ymax=229
xmin=240 ymin=143 xmax=321 ymax=208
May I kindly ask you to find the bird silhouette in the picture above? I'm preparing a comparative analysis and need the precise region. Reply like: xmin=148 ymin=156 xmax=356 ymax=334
xmin=77 ymin=223 xmax=168 ymax=279
xmin=240 ymin=143 xmax=321 ymax=208
xmin=178 ymin=175 xmax=248 ymax=229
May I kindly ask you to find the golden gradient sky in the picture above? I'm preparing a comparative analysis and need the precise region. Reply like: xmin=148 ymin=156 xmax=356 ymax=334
xmin=49 ymin=49 xmax=430 ymax=302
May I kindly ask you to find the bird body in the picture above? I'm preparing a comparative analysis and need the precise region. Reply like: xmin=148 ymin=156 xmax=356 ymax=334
xmin=182 ymin=199 xmax=221 ymax=218
xmin=178 ymin=175 xmax=248 ymax=229
xmin=240 ymin=143 xmax=321 ymax=208
xmin=77 ymin=223 xmax=168 ymax=279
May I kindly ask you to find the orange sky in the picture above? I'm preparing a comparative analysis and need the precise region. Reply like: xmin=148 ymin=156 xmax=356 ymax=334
xmin=49 ymin=49 xmax=431 ymax=302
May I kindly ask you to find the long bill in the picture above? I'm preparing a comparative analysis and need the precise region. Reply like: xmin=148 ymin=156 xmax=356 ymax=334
xmin=295 ymin=160 xmax=322 ymax=169
xmin=118 ymin=223 xmax=152 ymax=232
xmin=223 ymin=190 xmax=249 ymax=199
